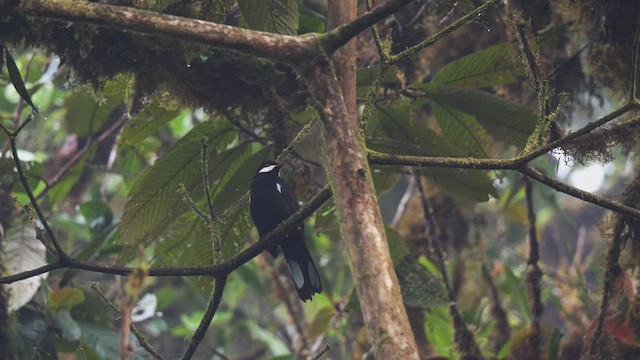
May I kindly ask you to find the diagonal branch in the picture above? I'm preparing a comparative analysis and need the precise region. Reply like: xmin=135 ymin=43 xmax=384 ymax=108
xmin=0 ymin=186 xmax=332 ymax=284
xmin=181 ymin=275 xmax=228 ymax=360
xmin=91 ymin=282 xmax=164 ymax=360
xmin=389 ymin=0 xmax=501 ymax=63
xmin=0 ymin=127 xmax=70 ymax=261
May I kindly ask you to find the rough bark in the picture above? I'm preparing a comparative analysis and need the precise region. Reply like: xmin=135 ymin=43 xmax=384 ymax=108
xmin=303 ymin=4 xmax=419 ymax=355
xmin=327 ymin=0 xmax=357 ymax=120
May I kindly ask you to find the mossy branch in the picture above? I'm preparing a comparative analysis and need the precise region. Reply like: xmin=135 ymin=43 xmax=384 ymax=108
xmin=523 ymin=178 xmax=543 ymax=358
xmin=413 ymin=171 xmax=483 ymax=358
xmin=2 ymin=0 xmax=416 ymax=65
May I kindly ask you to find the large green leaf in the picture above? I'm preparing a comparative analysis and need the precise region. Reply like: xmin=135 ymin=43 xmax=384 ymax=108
xmin=152 ymin=214 xmax=208 ymax=267
xmin=347 ymin=229 xmax=447 ymax=311
xmin=367 ymin=104 xmax=462 ymax=157
xmin=118 ymin=121 xmax=235 ymax=247
xmin=431 ymin=43 xmax=524 ymax=88
xmin=307 ymin=306 xmax=336 ymax=338
xmin=78 ymin=322 xmax=149 ymax=360
xmin=238 ymin=0 xmax=299 ymax=35
xmin=421 ymin=84 xmax=537 ymax=146
xmin=424 ymin=167 xmax=498 ymax=202
xmin=151 ymin=146 xmax=266 ymax=266
xmin=120 ymin=104 xmax=182 ymax=145
xmin=372 ymin=167 xmax=401 ymax=196
xmin=65 ymin=76 xmax=130 ymax=137
xmin=431 ymin=101 xmax=488 ymax=157
xmin=210 ymin=146 xmax=268 ymax=211
xmin=396 ymin=256 xmax=448 ymax=309
xmin=386 ymin=226 xmax=410 ymax=262
xmin=368 ymin=103 xmax=497 ymax=201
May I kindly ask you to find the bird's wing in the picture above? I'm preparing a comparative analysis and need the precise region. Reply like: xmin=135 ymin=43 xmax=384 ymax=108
xmin=277 ymin=178 xmax=301 ymax=213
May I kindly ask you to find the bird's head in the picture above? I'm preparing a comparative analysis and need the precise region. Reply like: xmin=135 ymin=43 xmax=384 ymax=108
xmin=254 ymin=161 xmax=283 ymax=177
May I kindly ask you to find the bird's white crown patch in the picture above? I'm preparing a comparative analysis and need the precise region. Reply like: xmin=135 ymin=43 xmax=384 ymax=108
xmin=258 ymin=164 xmax=278 ymax=173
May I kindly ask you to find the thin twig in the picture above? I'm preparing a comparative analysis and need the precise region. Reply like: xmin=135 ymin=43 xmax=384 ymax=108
xmin=275 ymin=116 xmax=319 ymax=163
xmin=322 ymin=0 xmax=415 ymax=54
xmin=413 ymin=171 xmax=483 ymax=358
xmin=523 ymin=177 xmax=543 ymax=359
xmin=199 ymin=137 xmax=223 ymax=263
xmin=359 ymin=0 xmax=390 ymax=132
xmin=311 ymin=344 xmax=331 ymax=360
xmin=519 ymin=165 xmax=640 ymax=220
xmin=37 ymin=110 xmax=130 ymax=200
xmin=181 ymin=275 xmax=227 ymax=360
xmin=91 ymin=282 xmax=164 ymax=360
xmin=1 ymin=129 xmax=69 ymax=260
xmin=389 ymin=0 xmax=501 ymax=63
xmin=177 ymin=184 xmax=211 ymax=222
xmin=481 ymin=264 xmax=511 ymax=354
xmin=200 ymin=137 xmax=219 ymax=222
xmin=364 ymin=0 xmax=390 ymax=64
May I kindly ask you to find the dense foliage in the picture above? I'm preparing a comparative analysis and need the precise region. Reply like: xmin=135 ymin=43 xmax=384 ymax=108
xmin=1 ymin=0 xmax=640 ymax=359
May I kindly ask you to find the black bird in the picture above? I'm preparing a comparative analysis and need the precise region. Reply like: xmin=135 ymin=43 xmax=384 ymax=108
xmin=249 ymin=162 xmax=322 ymax=301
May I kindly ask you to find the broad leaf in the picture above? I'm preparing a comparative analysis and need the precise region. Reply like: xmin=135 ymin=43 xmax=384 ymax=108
xmin=424 ymin=167 xmax=498 ymax=202
xmin=238 ymin=0 xmax=299 ymax=35
xmin=432 ymin=43 xmax=524 ymax=88
xmin=118 ymin=121 xmax=235 ymax=247
xmin=386 ymin=226 xmax=410 ymax=262
xmin=210 ymin=146 xmax=268 ymax=211
xmin=49 ymin=288 xmax=86 ymax=312
xmin=307 ymin=306 xmax=336 ymax=338
xmin=75 ymin=341 xmax=101 ymax=360
xmin=5 ymin=226 xmax=48 ymax=313
xmin=65 ymin=76 xmax=130 ymax=137
xmin=431 ymin=101 xmax=489 ymax=157
xmin=153 ymin=214 xmax=208 ymax=267
xmin=120 ymin=104 xmax=182 ymax=145
xmin=421 ymin=84 xmax=537 ymax=146
xmin=372 ymin=167 xmax=401 ymax=196
xmin=367 ymin=104 xmax=461 ymax=156
xmin=396 ymin=256 xmax=448 ymax=309
xmin=78 ymin=322 xmax=149 ymax=360
xmin=54 ymin=309 xmax=82 ymax=341
xmin=367 ymin=104 xmax=497 ymax=201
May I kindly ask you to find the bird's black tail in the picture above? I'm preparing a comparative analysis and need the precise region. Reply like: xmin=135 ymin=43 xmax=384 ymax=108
xmin=281 ymin=241 xmax=322 ymax=301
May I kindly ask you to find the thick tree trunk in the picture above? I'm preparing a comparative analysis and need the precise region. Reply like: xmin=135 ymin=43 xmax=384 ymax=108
xmin=305 ymin=2 xmax=420 ymax=358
